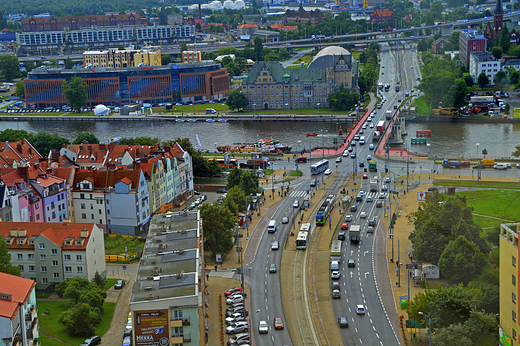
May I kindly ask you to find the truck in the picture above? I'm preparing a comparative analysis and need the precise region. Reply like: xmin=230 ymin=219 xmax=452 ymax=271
xmin=442 ymin=159 xmax=471 ymax=168
xmin=370 ymin=180 xmax=378 ymax=192
xmin=470 ymin=96 xmax=494 ymax=104
xmin=373 ymin=131 xmax=381 ymax=142
xmin=246 ymin=158 xmax=269 ymax=169
xmin=368 ymin=160 xmax=377 ymax=172
xmin=376 ymin=120 xmax=386 ymax=132
xmin=479 ymin=158 xmax=495 ymax=167
xmin=385 ymin=110 xmax=392 ymax=120
xmin=349 ymin=225 xmax=361 ymax=243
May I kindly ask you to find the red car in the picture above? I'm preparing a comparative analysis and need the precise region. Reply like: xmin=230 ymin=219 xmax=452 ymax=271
xmin=362 ymin=174 xmax=368 ymax=179
xmin=274 ymin=317 xmax=284 ymax=329
xmin=225 ymin=287 xmax=243 ymax=297
xmin=341 ymin=223 xmax=349 ymax=230
xmin=376 ymin=201 xmax=383 ymax=208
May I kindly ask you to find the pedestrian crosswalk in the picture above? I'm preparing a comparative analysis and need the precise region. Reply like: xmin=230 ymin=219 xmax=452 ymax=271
xmin=290 ymin=190 xmax=309 ymax=198
xmin=289 ymin=190 xmax=387 ymax=200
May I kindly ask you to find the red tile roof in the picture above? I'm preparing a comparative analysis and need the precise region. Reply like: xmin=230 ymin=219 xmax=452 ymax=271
xmin=0 ymin=139 xmax=42 ymax=168
xmin=0 ymin=273 xmax=36 ymax=320
xmin=238 ymin=24 xmax=257 ymax=29
xmin=73 ymin=169 xmax=142 ymax=192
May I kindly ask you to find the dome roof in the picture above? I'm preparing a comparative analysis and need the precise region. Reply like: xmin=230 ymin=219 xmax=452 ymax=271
xmin=223 ymin=0 xmax=234 ymax=8
xmin=312 ymin=46 xmax=351 ymax=61
xmin=308 ymin=46 xmax=351 ymax=69
xmin=234 ymin=0 xmax=245 ymax=9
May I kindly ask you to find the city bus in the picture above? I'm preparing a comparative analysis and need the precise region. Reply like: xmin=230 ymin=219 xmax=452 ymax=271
xmin=296 ymin=231 xmax=309 ymax=250
xmin=331 ymin=240 xmax=342 ymax=261
xmin=300 ymin=223 xmax=311 ymax=233
xmin=310 ymin=159 xmax=329 ymax=175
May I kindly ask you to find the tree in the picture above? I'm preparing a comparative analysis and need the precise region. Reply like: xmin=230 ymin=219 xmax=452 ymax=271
xmin=73 ymin=132 xmax=99 ymax=144
xmin=31 ymin=132 xmax=70 ymax=157
xmin=181 ymin=43 xmax=188 ymax=53
xmin=64 ymin=57 xmax=74 ymax=69
xmin=92 ymin=271 xmax=105 ymax=288
xmin=207 ymin=159 xmax=222 ymax=177
xmin=463 ymin=74 xmax=474 ymax=87
xmin=437 ymin=236 xmax=486 ymax=283
xmin=0 ymin=129 xmax=34 ymax=142
xmin=513 ymin=145 xmax=520 ymax=157
xmin=264 ymin=53 xmax=279 ymax=61
xmin=491 ymin=46 xmax=503 ymax=59
xmin=481 ymin=148 xmax=488 ymax=158
xmin=226 ymin=90 xmax=249 ymax=111
xmin=62 ymin=77 xmax=88 ymax=113
xmin=254 ymin=37 xmax=263 ymax=61
xmin=58 ymin=303 xmax=96 ymax=337
xmin=199 ymin=203 xmax=235 ymax=256
xmin=0 ymin=55 xmax=21 ymax=81
xmin=225 ymin=62 xmax=240 ymax=77
xmin=192 ymin=156 xmax=209 ymax=178
xmin=119 ymin=137 xmax=160 ymax=146
xmin=161 ymin=54 xmax=171 ymax=65
xmin=15 ymin=82 xmax=24 ymax=98
xmin=239 ymin=171 xmax=259 ymax=195
xmin=0 ymin=236 xmax=21 ymax=276
xmin=509 ymin=69 xmax=520 ymax=85
xmin=227 ymin=168 xmax=243 ymax=190
xmin=477 ymin=72 xmax=489 ymax=88
xmin=163 ymin=138 xmax=198 ymax=158
xmin=226 ymin=186 xmax=247 ymax=211
xmin=328 ymin=83 xmax=359 ymax=110
xmin=494 ymin=70 xmax=508 ymax=85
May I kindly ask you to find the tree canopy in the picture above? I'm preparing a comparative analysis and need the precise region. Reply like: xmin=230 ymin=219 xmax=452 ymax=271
xmin=328 ymin=83 xmax=359 ymax=110
xmin=73 ymin=133 xmax=100 ymax=144
xmin=62 ymin=77 xmax=88 ymax=113
xmin=0 ymin=236 xmax=21 ymax=276
xmin=199 ymin=202 xmax=235 ymax=256
xmin=31 ymin=132 xmax=70 ymax=157
xmin=226 ymin=168 xmax=259 ymax=195
xmin=0 ymin=55 xmax=21 ymax=81
xmin=226 ymin=90 xmax=249 ymax=111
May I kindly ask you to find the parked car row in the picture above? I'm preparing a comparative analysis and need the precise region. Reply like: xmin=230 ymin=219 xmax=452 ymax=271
xmin=224 ymin=286 xmax=250 ymax=342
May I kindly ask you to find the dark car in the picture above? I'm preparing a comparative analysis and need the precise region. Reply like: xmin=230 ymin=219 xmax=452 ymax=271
xmin=338 ymin=231 xmax=346 ymax=240
xmin=359 ymin=161 xmax=364 ymax=167
xmin=348 ymin=259 xmax=355 ymax=267
xmin=216 ymin=188 xmax=226 ymax=193
xmin=351 ymin=205 xmax=357 ymax=212
xmin=80 ymin=336 xmax=101 ymax=346
xmin=114 ymin=279 xmax=125 ymax=289
xmin=332 ymin=282 xmax=340 ymax=290
xmin=338 ymin=317 xmax=349 ymax=328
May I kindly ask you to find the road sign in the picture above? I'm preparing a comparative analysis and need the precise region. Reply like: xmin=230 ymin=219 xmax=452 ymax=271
xmin=122 ymin=265 xmax=127 ymax=270
xmin=406 ymin=320 xmax=426 ymax=328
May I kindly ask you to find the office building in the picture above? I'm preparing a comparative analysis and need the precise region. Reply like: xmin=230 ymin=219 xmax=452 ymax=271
xmin=181 ymin=51 xmax=202 ymax=63
xmin=83 ymin=47 xmax=162 ymax=68
xmin=469 ymin=52 xmax=500 ymax=85
xmin=459 ymin=29 xmax=487 ymax=66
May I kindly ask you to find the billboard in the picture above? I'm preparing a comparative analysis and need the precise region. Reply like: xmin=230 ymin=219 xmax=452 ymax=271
xmin=514 ymin=108 xmax=520 ymax=119
xmin=135 ymin=309 xmax=170 ymax=346
xmin=499 ymin=327 xmax=512 ymax=346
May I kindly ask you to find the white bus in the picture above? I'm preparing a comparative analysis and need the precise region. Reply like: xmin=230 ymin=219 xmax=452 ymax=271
xmin=331 ymin=240 xmax=342 ymax=260
xmin=296 ymin=232 xmax=309 ymax=250
xmin=310 ymin=159 xmax=329 ymax=175
xmin=300 ymin=223 xmax=311 ymax=233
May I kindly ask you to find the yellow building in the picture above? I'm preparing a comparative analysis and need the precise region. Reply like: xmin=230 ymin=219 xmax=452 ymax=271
xmin=181 ymin=51 xmax=202 ymax=63
xmin=83 ymin=47 xmax=161 ymax=68
xmin=500 ymin=223 xmax=520 ymax=346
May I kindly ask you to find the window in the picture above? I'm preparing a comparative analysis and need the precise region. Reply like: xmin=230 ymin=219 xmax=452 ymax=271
xmin=39 ymin=243 xmax=45 ymax=249
xmin=65 ymin=266 xmax=72 ymax=273
xmin=17 ymin=254 xmax=23 ymax=260
xmin=173 ymin=310 xmax=183 ymax=320
xmin=40 ymin=254 xmax=46 ymax=261
xmin=42 ymin=278 xmax=48 ymax=284
xmin=20 ymin=265 xmax=24 ymax=271
xmin=514 ymin=310 xmax=517 ymax=322
xmin=64 ymin=254 xmax=71 ymax=261
xmin=41 ymin=266 xmax=47 ymax=273
xmin=52 ymin=260 xmax=58 ymax=267
xmin=514 ymin=292 xmax=517 ymax=304
xmin=91 ymin=204 xmax=94 ymax=210
xmin=77 ymin=267 xmax=83 ymax=273
xmin=29 ymin=265 xmax=35 ymax=272
xmin=514 ymin=329 xmax=517 ymax=340
xmin=36 ymin=214 xmax=40 ymax=220
xmin=28 ymin=254 xmax=34 ymax=260
xmin=513 ymin=274 xmax=517 ymax=286
xmin=76 ymin=255 xmax=82 ymax=262
xmin=82 ymin=213 xmax=86 ymax=219
xmin=51 ymin=249 xmax=57 ymax=255
xmin=53 ymin=273 xmax=59 ymax=279
xmin=514 ymin=256 xmax=517 ymax=267
xmin=81 ymin=203 xmax=86 ymax=209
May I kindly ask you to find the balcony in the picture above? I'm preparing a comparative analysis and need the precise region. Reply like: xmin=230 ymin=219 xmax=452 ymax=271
xmin=171 ymin=316 xmax=190 ymax=327
xmin=26 ymin=317 xmax=38 ymax=340
xmin=25 ymin=305 xmax=37 ymax=322
xmin=170 ymin=332 xmax=191 ymax=344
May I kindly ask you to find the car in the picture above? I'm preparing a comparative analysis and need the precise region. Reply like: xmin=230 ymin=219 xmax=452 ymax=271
xmin=379 ymin=192 xmax=386 ymax=199
xmin=343 ymin=150 xmax=350 ymax=156
xmin=359 ymin=161 xmax=364 ymax=167
xmin=411 ymin=88 xmax=414 ymax=93
xmin=367 ymin=155 xmax=373 ymax=160
xmin=80 ymin=336 xmax=102 ymax=346
xmin=293 ymin=200 xmax=300 ymax=208
xmin=354 ymin=135 xmax=360 ymax=141
xmin=348 ymin=146 xmax=353 ymax=152
xmin=271 ymin=241 xmax=279 ymax=250
xmin=227 ymin=296 xmax=245 ymax=305
xmin=338 ymin=317 xmax=349 ymax=328
xmin=341 ymin=222 xmax=349 ymax=230
xmin=332 ymin=289 xmax=341 ymax=298
xmin=227 ymin=324 xmax=249 ymax=335
xmin=398 ymin=99 xmax=401 ymax=103
xmin=228 ymin=292 xmax=247 ymax=299
xmin=367 ymin=118 xmax=371 ymax=122
xmin=226 ymin=308 xmax=245 ymax=317
xmin=350 ymin=153 xmax=356 ymax=158
xmin=331 ymin=271 xmax=341 ymax=279
xmin=336 ymin=157 xmax=342 ymax=163
xmin=226 ymin=313 xmax=246 ymax=325
xmin=344 ymin=215 xmax=352 ymax=222
xmin=350 ymin=205 xmax=357 ymax=212
xmin=122 ymin=336 xmax=131 ymax=346
xmin=346 ymin=259 xmax=356 ymax=267
xmin=273 ymin=317 xmax=284 ymax=329
xmin=368 ymin=217 xmax=377 ymax=226
xmin=282 ymin=217 xmax=289 ymax=224
xmin=269 ymin=264 xmax=277 ymax=273
xmin=123 ymin=328 xmax=132 ymax=337
xmin=258 ymin=320 xmax=268 ymax=333
xmin=505 ymin=163 xmax=512 ymax=168
xmin=381 ymin=185 xmax=388 ymax=191
xmin=367 ymin=226 xmax=374 ymax=233
xmin=332 ymin=282 xmax=340 ymax=290
xmin=360 ymin=211 xmax=367 ymax=219
xmin=338 ymin=231 xmax=346 ymax=240
xmin=517 ymin=163 xmax=520 ymax=168
xmin=114 ymin=279 xmax=125 ymax=289
xmin=385 ymin=176 xmax=391 ymax=183
xmin=366 ymin=196 xmax=373 ymax=203
xmin=362 ymin=174 xmax=368 ymax=179
xmin=376 ymin=201 xmax=383 ymax=208
xmin=351 ymin=141 xmax=356 ymax=147
xmin=362 ymin=124 xmax=367 ymax=129
xmin=324 ymin=169 xmax=332 ymax=175
xmin=411 ymin=65 xmax=413 ymax=68
xmin=356 ymin=305 xmax=366 ymax=314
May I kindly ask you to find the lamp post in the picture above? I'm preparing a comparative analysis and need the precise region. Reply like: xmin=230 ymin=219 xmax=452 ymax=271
xmin=317 ymin=102 xmax=320 ymax=115
xmin=222 ymin=103 xmax=225 ymax=114
xmin=476 ymin=142 xmax=480 ymax=159
xmin=426 ymin=143 xmax=431 ymax=158
xmin=390 ymin=234 xmax=400 ymax=287
xmin=253 ymin=103 xmax=256 ymax=118
xmin=249 ymin=309 xmax=261 ymax=341
xmin=285 ymin=103 xmax=289 ymax=116
xmin=418 ymin=312 xmax=432 ymax=346
xmin=321 ymin=130 xmax=327 ymax=185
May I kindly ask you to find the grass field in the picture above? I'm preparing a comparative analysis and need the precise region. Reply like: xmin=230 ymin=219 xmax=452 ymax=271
xmin=454 ymin=189 xmax=520 ymax=223
xmin=435 ymin=180 xmax=520 ymax=189
xmin=104 ymin=235 xmax=142 ymax=256
xmin=103 ymin=278 xmax=119 ymax=291
xmin=38 ymin=300 xmax=116 ymax=345
xmin=411 ymin=95 xmax=430 ymax=116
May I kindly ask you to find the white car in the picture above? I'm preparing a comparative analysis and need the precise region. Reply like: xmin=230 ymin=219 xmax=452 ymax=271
xmin=324 ymin=169 xmax=332 ymax=175
xmin=271 ymin=241 xmax=279 ymax=250
xmin=369 ymin=124 xmax=374 ymax=128
xmin=369 ymin=144 xmax=374 ymax=150
xmin=227 ymin=296 xmax=245 ymax=305
xmin=356 ymin=305 xmax=366 ymax=314
xmin=343 ymin=151 xmax=350 ymax=157
xmin=360 ymin=211 xmax=367 ymax=219
xmin=344 ymin=215 xmax=352 ymax=222
xmin=258 ymin=320 xmax=268 ymax=333
xmin=336 ymin=157 xmax=342 ymax=163
xmin=293 ymin=200 xmax=300 ymax=208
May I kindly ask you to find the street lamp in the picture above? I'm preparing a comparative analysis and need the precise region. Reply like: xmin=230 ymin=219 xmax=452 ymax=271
xmin=285 ymin=103 xmax=289 ymax=116
xmin=426 ymin=143 xmax=431 ymax=158
xmin=249 ymin=309 xmax=261 ymax=341
xmin=317 ymin=103 xmax=320 ymax=115
xmin=253 ymin=103 xmax=256 ymax=118
xmin=476 ymin=142 xmax=480 ymax=159
xmin=390 ymin=234 xmax=400 ymax=287
xmin=222 ymin=103 xmax=225 ymax=114
xmin=418 ymin=312 xmax=432 ymax=346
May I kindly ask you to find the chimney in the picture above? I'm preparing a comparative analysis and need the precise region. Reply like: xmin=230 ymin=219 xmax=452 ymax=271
xmin=16 ymin=143 xmax=22 ymax=153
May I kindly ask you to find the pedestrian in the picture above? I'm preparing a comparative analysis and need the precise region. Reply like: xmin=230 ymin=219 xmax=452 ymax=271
xmin=214 ymin=265 xmax=217 ymax=272
xmin=206 ymin=273 xmax=209 ymax=281
xmin=220 ymin=262 xmax=223 ymax=268
xmin=396 ymin=269 xmax=398 ymax=276
xmin=408 ymin=251 xmax=411 ymax=258
xmin=409 ymin=271 xmax=412 ymax=278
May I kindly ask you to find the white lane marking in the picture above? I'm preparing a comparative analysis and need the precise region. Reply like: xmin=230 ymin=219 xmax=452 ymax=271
xmin=365 ymin=272 xmax=370 ymax=278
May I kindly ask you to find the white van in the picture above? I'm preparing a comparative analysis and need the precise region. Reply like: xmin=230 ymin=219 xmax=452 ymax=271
xmin=206 ymin=108 xmax=217 ymax=114
xmin=359 ymin=136 xmax=365 ymax=145
xmin=330 ymin=261 xmax=339 ymax=271
xmin=494 ymin=163 xmax=507 ymax=169
xmin=267 ymin=220 xmax=277 ymax=233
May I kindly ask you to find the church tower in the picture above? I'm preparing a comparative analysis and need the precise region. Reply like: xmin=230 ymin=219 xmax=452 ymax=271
xmin=493 ymin=0 xmax=503 ymax=38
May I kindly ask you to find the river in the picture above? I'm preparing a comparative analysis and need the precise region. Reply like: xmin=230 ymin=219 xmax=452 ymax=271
xmin=0 ymin=119 xmax=517 ymax=158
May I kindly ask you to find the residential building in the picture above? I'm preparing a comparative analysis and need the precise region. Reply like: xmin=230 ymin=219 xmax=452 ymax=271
xmin=485 ymin=0 xmax=503 ymax=41
xmin=242 ymin=46 xmax=358 ymax=110
xmin=24 ymin=62 xmax=230 ymax=108
xmin=167 ymin=144 xmax=193 ymax=206
xmin=459 ymin=29 xmax=487 ymax=66
xmin=431 ymin=38 xmax=447 ymax=54
xmin=21 ymin=13 xmax=142 ymax=32
xmin=369 ymin=9 xmax=395 ymax=23
xmin=52 ymin=167 xmax=76 ymax=222
xmin=0 ymin=222 xmax=106 ymax=289
xmin=129 ymin=211 xmax=205 ymax=346
xmin=237 ymin=24 xmax=258 ymax=36
xmin=133 ymin=158 xmax=167 ymax=214
xmin=73 ymin=169 xmax=150 ymax=235
xmin=499 ymin=223 xmax=520 ymax=345
xmin=0 ymin=273 xmax=38 ymax=346
xmin=0 ymin=169 xmax=44 ymax=223
xmin=469 ymin=52 xmax=500 ymax=85
xmin=282 ymin=9 xmax=325 ymax=26
xmin=167 ymin=14 xmax=184 ymax=25
xmin=0 ymin=139 xmax=42 ymax=169
xmin=251 ymin=30 xmax=280 ymax=43
xmin=173 ymin=26 xmax=196 ymax=42
xmin=83 ymin=47 xmax=162 ymax=68
xmin=0 ymin=183 xmax=13 ymax=222
xmin=181 ymin=51 xmax=202 ymax=63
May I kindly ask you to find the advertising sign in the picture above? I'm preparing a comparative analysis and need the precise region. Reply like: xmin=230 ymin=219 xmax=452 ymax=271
xmin=514 ymin=108 xmax=520 ymax=119
xmin=135 ymin=309 xmax=170 ymax=346
xmin=499 ymin=327 xmax=512 ymax=346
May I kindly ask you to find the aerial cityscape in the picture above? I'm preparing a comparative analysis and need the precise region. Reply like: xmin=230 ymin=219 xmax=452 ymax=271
xmin=0 ymin=0 xmax=519 ymax=345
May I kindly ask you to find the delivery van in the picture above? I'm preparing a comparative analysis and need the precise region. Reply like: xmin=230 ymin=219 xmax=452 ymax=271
xmin=267 ymin=220 xmax=277 ymax=233
xmin=206 ymin=108 xmax=217 ymax=114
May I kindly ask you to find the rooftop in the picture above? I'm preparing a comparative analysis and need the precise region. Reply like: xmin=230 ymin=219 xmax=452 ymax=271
xmin=0 ymin=273 xmax=36 ymax=320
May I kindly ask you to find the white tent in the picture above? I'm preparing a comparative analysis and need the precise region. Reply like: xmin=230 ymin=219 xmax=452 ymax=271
xmin=94 ymin=104 xmax=110 ymax=116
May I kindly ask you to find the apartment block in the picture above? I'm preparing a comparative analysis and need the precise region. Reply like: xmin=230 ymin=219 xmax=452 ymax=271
xmin=500 ymin=223 xmax=520 ymax=345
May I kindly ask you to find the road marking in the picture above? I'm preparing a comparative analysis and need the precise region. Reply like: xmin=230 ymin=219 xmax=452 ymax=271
xmin=359 ymin=339 xmax=363 ymax=344
xmin=355 ymin=327 xmax=358 ymax=332
xmin=349 ymin=308 xmax=352 ymax=313
xmin=350 ymin=272 xmax=353 ymax=278
xmin=266 ymin=305 xmax=268 ymax=310
xmin=364 ymin=251 xmax=369 ymax=256
xmin=360 ymin=287 xmax=363 ymax=292
xmin=373 ymin=326 xmax=376 ymax=331
xmin=365 ymin=272 xmax=370 ymax=278
xmin=364 ymin=299 xmax=366 ymax=304
xmin=370 ymin=319 xmax=373 ymax=323
xmin=362 ymin=293 xmax=365 ymax=298
xmin=367 ymin=312 xmax=371 ymax=317
xmin=376 ymin=333 xmax=380 ymax=338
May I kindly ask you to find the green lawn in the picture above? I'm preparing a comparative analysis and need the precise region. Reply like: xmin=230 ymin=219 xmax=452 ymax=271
xmin=290 ymin=170 xmax=303 ymax=177
xmin=36 ymin=292 xmax=52 ymax=299
xmin=103 ymin=278 xmax=118 ymax=291
xmin=454 ymin=189 xmax=520 ymax=223
xmin=411 ymin=95 xmax=430 ymax=116
xmin=104 ymin=235 xmax=142 ymax=256
xmin=472 ymin=215 xmax=503 ymax=229
xmin=435 ymin=180 xmax=520 ymax=189
xmin=264 ymin=169 xmax=274 ymax=175
xmin=38 ymin=300 xmax=116 ymax=345
xmin=39 ymin=334 xmax=69 ymax=346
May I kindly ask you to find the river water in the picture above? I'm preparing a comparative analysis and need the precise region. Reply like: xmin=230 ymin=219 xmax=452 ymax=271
xmin=0 ymin=119 xmax=517 ymax=158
